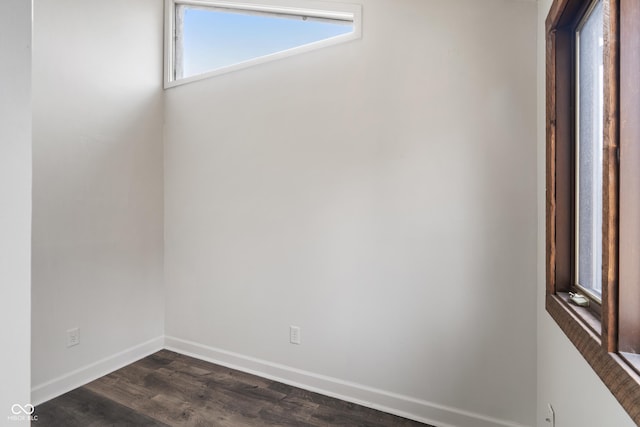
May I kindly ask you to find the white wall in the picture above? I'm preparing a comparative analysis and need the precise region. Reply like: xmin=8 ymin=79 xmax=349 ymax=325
xmin=31 ymin=0 xmax=165 ymax=403
xmin=0 ymin=0 xmax=32 ymax=423
xmin=33 ymin=2 xmax=630 ymax=426
xmin=535 ymin=1 xmax=636 ymax=426
xmin=164 ymin=1 xmax=538 ymax=426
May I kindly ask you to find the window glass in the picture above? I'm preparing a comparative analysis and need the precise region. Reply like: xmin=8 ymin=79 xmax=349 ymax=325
xmin=576 ymin=0 xmax=604 ymax=300
xmin=177 ymin=5 xmax=354 ymax=79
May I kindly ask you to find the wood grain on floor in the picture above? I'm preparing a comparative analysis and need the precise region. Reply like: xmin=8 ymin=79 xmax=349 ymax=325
xmin=35 ymin=350 xmax=433 ymax=427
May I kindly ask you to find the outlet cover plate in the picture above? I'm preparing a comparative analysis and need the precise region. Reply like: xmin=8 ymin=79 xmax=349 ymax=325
xmin=546 ymin=404 xmax=555 ymax=427
xmin=67 ymin=327 xmax=79 ymax=347
xmin=290 ymin=326 xmax=301 ymax=345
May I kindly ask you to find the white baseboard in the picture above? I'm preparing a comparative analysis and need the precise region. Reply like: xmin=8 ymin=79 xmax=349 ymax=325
xmin=164 ymin=336 xmax=529 ymax=427
xmin=31 ymin=336 xmax=164 ymax=406
xmin=31 ymin=335 xmax=529 ymax=427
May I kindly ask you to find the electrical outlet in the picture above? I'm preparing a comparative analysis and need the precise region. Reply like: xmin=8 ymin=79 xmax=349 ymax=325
xmin=545 ymin=404 xmax=555 ymax=427
xmin=290 ymin=326 xmax=301 ymax=345
xmin=67 ymin=327 xmax=80 ymax=347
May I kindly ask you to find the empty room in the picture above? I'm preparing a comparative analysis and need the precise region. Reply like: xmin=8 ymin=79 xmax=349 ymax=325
xmin=1 ymin=0 xmax=639 ymax=426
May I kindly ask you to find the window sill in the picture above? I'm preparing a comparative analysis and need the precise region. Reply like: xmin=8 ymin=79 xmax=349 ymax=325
xmin=556 ymin=292 xmax=601 ymax=337
xmin=621 ymin=352 xmax=640 ymax=377
xmin=546 ymin=294 xmax=640 ymax=423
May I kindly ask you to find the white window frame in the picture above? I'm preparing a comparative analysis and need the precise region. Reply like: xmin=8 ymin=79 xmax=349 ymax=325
xmin=164 ymin=0 xmax=362 ymax=88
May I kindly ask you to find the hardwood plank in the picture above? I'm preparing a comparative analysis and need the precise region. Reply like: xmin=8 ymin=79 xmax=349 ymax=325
xmin=38 ymin=350 xmax=432 ymax=427
xmin=35 ymin=387 xmax=171 ymax=427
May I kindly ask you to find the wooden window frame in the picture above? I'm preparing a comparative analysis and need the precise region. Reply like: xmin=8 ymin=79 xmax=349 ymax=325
xmin=546 ymin=0 xmax=640 ymax=423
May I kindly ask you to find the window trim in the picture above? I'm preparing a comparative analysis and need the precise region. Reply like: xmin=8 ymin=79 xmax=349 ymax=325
xmin=617 ymin=0 xmax=640 ymax=358
xmin=546 ymin=0 xmax=640 ymax=423
xmin=163 ymin=0 xmax=362 ymax=88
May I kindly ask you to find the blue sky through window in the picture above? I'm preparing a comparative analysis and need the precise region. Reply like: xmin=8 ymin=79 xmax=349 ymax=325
xmin=180 ymin=6 xmax=353 ymax=78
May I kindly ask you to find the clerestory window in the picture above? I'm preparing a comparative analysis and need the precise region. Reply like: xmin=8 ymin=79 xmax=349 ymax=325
xmin=164 ymin=0 xmax=362 ymax=87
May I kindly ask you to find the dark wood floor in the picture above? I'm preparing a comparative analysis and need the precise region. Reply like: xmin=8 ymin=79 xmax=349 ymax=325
xmin=35 ymin=350 xmax=432 ymax=427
